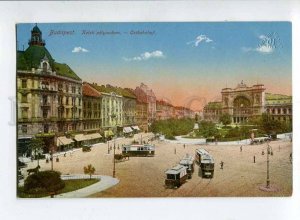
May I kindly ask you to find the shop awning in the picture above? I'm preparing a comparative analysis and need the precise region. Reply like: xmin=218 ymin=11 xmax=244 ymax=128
xmin=123 ymin=127 xmax=133 ymax=133
xmin=74 ymin=134 xmax=87 ymax=142
xmin=85 ymin=133 xmax=102 ymax=140
xmin=57 ymin=136 xmax=74 ymax=146
xmin=132 ymin=126 xmax=140 ymax=131
xmin=104 ymin=130 xmax=114 ymax=137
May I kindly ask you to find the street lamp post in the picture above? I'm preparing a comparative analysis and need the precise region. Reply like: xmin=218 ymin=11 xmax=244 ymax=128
xmin=113 ymin=139 xmax=116 ymax=177
xmin=111 ymin=92 xmax=117 ymax=178
xmin=266 ymin=142 xmax=271 ymax=188
xmin=50 ymin=146 xmax=54 ymax=171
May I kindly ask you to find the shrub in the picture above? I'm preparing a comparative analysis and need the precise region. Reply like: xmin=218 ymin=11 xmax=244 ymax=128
xmin=24 ymin=170 xmax=65 ymax=194
xmin=83 ymin=164 xmax=96 ymax=179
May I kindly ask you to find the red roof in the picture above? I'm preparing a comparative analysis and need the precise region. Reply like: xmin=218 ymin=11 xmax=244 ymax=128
xmin=83 ymin=83 xmax=101 ymax=97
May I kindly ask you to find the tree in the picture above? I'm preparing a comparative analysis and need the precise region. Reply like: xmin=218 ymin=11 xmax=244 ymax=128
xmin=28 ymin=138 xmax=45 ymax=166
xmin=219 ymin=113 xmax=231 ymax=127
xmin=84 ymin=164 xmax=96 ymax=179
xmin=24 ymin=170 xmax=65 ymax=194
xmin=261 ymin=113 xmax=283 ymax=134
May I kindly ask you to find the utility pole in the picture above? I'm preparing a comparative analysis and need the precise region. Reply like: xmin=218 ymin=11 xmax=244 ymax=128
xmin=51 ymin=147 xmax=54 ymax=171
xmin=266 ymin=143 xmax=270 ymax=188
xmin=113 ymin=140 xmax=116 ymax=178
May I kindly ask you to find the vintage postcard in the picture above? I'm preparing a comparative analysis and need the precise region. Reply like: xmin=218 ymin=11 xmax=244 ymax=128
xmin=16 ymin=22 xmax=292 ymax=198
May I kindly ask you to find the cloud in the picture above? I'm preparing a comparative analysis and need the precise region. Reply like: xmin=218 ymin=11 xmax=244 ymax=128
xmin=259 ymin=35 xmax=268 ymax=40
xmin=187 ymin=35 xmax=213 ymax=47
xmin=256 ymin=44 xmax=274 ymax=54
xmin=123 ymin=50 xmax=165 ymax=61
xmin=72 ymin=46 xmax=89 ymax=53
xmin=242 ymin=34 xmax=275 ymax=54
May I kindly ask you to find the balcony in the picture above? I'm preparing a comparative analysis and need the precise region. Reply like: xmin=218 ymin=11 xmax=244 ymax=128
xmin=41 ymin=102 xmax=51 ymax=110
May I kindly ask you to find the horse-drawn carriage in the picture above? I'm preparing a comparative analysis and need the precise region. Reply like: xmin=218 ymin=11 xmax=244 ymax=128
xmin=114 ymin=153 xmax=129 ymax=162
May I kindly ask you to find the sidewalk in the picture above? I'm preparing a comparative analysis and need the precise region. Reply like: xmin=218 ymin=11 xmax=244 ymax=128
xmin=54 ymin=174 xmax=119 ymax=198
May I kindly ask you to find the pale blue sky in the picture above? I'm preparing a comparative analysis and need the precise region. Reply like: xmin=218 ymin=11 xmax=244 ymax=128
xmin=17 ymin=22 xmax=292 ymax=109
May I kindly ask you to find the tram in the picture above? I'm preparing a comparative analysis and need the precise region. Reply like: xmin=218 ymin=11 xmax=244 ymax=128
xmin=179 ymin=154 xmax=195 ymax=179
xmin=165 ymin=164 xmax=188 ymax=188
xmin=195 ymin=148 xmax=215 ymax=178
xmin=122 ymin=144 xmax=155 ymax=157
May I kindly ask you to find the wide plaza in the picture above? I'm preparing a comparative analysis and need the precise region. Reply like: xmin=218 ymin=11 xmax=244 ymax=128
xmin=21 ymin=133 xmax=292 ymax=197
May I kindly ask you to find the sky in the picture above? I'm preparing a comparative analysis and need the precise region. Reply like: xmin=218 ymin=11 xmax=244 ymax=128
xmin=16 ymin=22 xmax=292 ymax=110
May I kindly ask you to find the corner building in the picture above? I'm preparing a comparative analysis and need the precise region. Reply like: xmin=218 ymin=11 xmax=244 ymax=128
xmin=17 ymin=25 xmax=83 ymax=153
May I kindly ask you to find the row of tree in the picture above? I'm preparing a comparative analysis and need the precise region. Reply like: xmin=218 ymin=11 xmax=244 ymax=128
xmin=150 ymin=118 xmax=194 ymax=139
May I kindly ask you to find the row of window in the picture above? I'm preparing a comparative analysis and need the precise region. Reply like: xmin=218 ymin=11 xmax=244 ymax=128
xmin=20 ymin=94 xmax=82 ymax=108
xmin=83 ymin=123 xmax=101 ymax=130
xmin=21 ymin=123 xmax=79 ymax=134
xmin=21 ymin=79 xmax=81 ymax=94
xmin=20 ymin=108 xmax=82 ymax=119
xmin=266 ymin=108 xmax=292 ymax=115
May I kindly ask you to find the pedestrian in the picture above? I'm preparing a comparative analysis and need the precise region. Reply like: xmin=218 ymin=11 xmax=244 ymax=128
xmin=253 ymin=156 xmax=256 ymax=163
xmin=174 ymin=147 xmax=176 ymax=155
xmin=240 ymin=145 xmax=243 ymax=152
xmin=220 ymin=161 xmax=224 ymax=169
xmin=183 ymin=144 xmax=185 ymax=149
xmin=290 ymin=153 xmax=292 ymax=163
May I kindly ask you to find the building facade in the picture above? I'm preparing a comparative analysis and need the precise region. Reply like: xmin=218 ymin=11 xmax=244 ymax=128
xmin=136 ymin=100 xmax=149 ymax=132
xmin=156 ymin=100 xmax=174 ymax=120
xmin=82 ymin=82 xmax=102 ymax=132
xmin=90 ymin=84 xmax=123 ymax=136
xmin=265 ymin=93 xmax=292 ymax=123
xmin=135 ymin=83 xmax=156 ymax=123
xmin=203 ymin=81 xmax=292 ymax=124
xmin=17 ymin=25 xmax=83 ymax=152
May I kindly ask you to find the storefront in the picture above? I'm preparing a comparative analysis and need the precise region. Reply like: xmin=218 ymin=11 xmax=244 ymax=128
xmin=74 ymin=133 xmax=103 ymax=147
xmin=123 ymin=126 xmax=133 ymax=137
xmin=56 ymin=136 xmax=74 ymax=151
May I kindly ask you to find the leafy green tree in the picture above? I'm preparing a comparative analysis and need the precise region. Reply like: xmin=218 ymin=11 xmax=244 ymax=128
xmin=150 ymin=118 xmax=194 ymax=139
xmin=24 ymin=170 xmax=65 ymax=194
xmin=28 ymin=138 xmax=45 ymax=166
xmin=219 ymin=113 xmax=231 ymax=127
xmin=198 ymin=121 xmax=220 ymax=138
xmin=261 ymin=113 xmax=283 ymax=134
xmin=84 ymin=164 xmax=96 ymax=179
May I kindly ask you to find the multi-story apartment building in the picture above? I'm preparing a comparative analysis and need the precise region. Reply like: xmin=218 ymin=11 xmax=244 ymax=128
xmin=174 ymin=106 xmax=194 ymax=119
xmin=135 ymin=98 xmax=149 ymax=132
xmin=17 ymin=24 xmax=82 ymax=153
xmin=82 ymin=82 xmax=102 ymax=132
xmin=135 ymin=83 xmax=156 ymax=124
xmin=156 ymin=99 xmax=174 ymax=120
xmin=90 ymin=84 xmax=123 ymax=137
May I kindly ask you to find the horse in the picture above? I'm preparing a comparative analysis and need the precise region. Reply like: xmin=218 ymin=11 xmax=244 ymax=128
xmin=27 ymin=165 xmax=40 ymax=175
